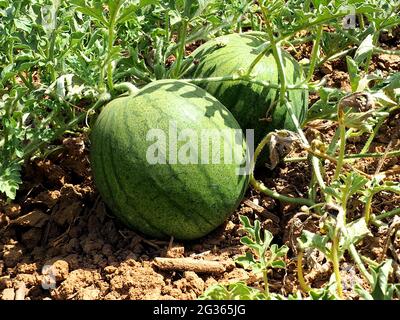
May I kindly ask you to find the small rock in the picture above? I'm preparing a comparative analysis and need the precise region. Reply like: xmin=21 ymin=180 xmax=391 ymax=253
xmin=43 ymin=259 xmax=69 ymax=282
xmin=0 ymin=214 xmax=9 ymax=228
xmin=65 ymin=238 xmax=81 ymax=253
xmin=16 ymin=263 xmax=38 ymax=274
xmin=3 ymin=243 xmax=23 ymax=267
xmin=53 ymin=200 xmax=81 ymax=226
xmin=321 ymin=63 xmax=333 ymax=74
xmin=104 ymin=266 xmax=117 ymax=274
xmin=16 ymin=274 xmax=41 ymax=287
xmin=11 ymin=210 xmax=49 ymax=228
xmin=184 ymin=271 xmax=205 ymax=295
xmin=1 ymin=288 xmax=15 ymax=300
xmin=33 ymin=190 xmax=60 ymax=208
xmin=15 ymin=282 xmax=27 ymax=300
xmin=78 ymin=287 xmax=100 ymax=300
xmin=225 ymin=221 xmax=235 ymax=232
xmin=166 ymin=245 xmax=185 ymax=258
xmin=4 ymin=204 xmax=21 ymax=219
xmin=0 ymin=277 xmax=12 ymax=290
xmin=21 ymin=228 xmax=42 ymax=249
xmin=125 ymin=252 xmax=139 ymax=261
xmin=64 ymin=254 xmax=81 ymax=270
xmin=81 ymin=238 xmax=103 ymax=255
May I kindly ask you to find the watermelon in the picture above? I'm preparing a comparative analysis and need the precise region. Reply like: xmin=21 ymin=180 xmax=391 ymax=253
xmin=190 ymin=32 xmax=308 ymax=146
xmin=90 ymin=80 xmax=249 ymax=240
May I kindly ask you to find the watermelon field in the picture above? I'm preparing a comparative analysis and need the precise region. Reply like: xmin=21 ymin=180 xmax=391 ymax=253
xmin=0 ymin=0 xmax=399 ymax=301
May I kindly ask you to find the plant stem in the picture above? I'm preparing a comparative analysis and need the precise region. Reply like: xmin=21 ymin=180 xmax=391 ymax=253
xmin=375 ymin=207 xmax=400 ymax=221
xmin=306 ymin=25 xmax=323 ymax=82
xmin=285 ymin=149 xmax=400 ymax=163
xmin=364 ymin=192 xmax=374 ymax=225
xmin=106 ymin=1 xmax=124 ymax=92
xmin=113 ymin=82 xmax=139 ymax=96
xmin=374 ymin=47 xmax=400 ymax=55
xmin=250 ymin=176 xmax=315 ymax=206
xmin=359 ymin=14 xmax=365 ymax=29
xmin=308 ymin=169 xmax=317 ymax=202
xmin=333 ymin=107 xmax=346 ymax=181
xmin=331 ymin=234 xmax=343 ymax=299
xmin=349 ymin=244 xmax=373 ymax=284
xmin=48 ymin=30 xmax=58 ymax=82
xmin=246 ymin=42 xmax=271 ymax=76
xmin=263 ymin=19 xmax=287 ymax=107
xmin=107 ymin=30 xmax=115 ymax=91
xmin=262 ymin=8 xmax=328 ymax=197
xmin=318 ymin=47 xmax=356 ymax=68
xmin=278 ymin=12 xmax=352 ymax=41
xmin=360 ymin=116 xmax=386 ymax=154
xmin=263 ymin=270 xmax=270 ymax=298
xmin=17 ymin=72 xmax=33 ymax=89
xmin=249 ymin=133 xmax=315 ymax=206
xmin=359 ymin=254 xmax=380 ymax=268
xmin=297 ymin=250 xmax=311 ymax=293
xmin=173 ymin=18 xmax=189 ymax=78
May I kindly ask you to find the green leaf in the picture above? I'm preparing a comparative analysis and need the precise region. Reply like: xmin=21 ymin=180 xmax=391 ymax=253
xmin=0 ymin=162 xmax=22 ymax=200
xmin=200 ymin=281 xmax=267 ymax=300
xmin=326 ymin=172 xmax=369 ymax=204
xmin=381 ymin=73 xmax=400 ymax=91
xmin=140 ymin=0 xmax=160 ymax=6
xmin=70 ymin=0 xmax=107 ymax=26
xmin=270 ymin=260 xmax=286 ymax=269
xmin=239 ymin=215 xmax=256 ymax=240
xmin=298 ymin=230 xmax=331 ymax=256
xmin=357 ymin=259 xmax=394 ymax=300
xmin=340 ymin=218 xmax=371 ymax=250
xmin=240 ymin=236 xmax=262 ymax=254
xmin=117 ymin=4 xmax=139 ymax=24
xmin=261 ymin=229 xmax=273 ymax=252
xmin=354 ymin=34 xmax=374 ymax=65
xmin=270 ymin=243 xmax=289 ymax=258
xmin=1 ymin=63 xmax=16 ymax=84
xmin=306 ymin=88 xmax=344 ymax=122
xmin=199 ymin=284 xmax=229 ymax=300
xmin=254 ymin=219 xmax=262 ymax=244
xmin=235 ymin=251 xmax=257 ymax=270
xmin=355 ymin=284 xmax=374 ymax=300
xmin=370 ymin=260 xmax=393 ymax=300
xmin=308 ymin=286 xmax=337 ymax=300
xmin=14 ymin=16 xmax=33 ymax=33
xmin=346 ymin=56 xmax=361 ymax=92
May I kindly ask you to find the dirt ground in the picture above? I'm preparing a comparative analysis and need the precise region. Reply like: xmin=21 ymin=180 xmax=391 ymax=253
xmin=0 ymin=31 xmax=399 ymax=300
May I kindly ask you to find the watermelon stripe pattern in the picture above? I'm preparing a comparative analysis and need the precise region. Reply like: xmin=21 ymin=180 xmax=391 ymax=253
xmin=190 ymin=32 xmax=308 ymax=146
xmin=90 ymin=80 xmax=249 ymax=240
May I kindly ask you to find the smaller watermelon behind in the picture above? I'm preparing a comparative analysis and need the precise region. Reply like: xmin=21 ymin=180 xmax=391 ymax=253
xmin=189 ymin=32 xmax=308 ymax=147
xmin=90 ymin=80 xmax=249 ymax=240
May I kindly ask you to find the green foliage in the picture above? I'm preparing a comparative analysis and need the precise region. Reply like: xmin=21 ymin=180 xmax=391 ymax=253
xmin=356 ymin=260 xmax=400 ymax=300
xmin=200 ymin=282 xmax=268 ymax=300
xmin=0 ymin=0 xmax=399 ymax=301
xmin=236 ymin=216 xmax=288 ymax=274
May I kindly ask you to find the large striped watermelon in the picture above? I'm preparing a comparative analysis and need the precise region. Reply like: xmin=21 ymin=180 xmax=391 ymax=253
xmin=190 ymin=32 xmax=308 ymax=146
xmin=90 ymin=80 xmax=249 ymax=240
